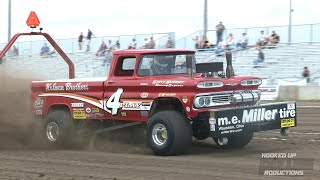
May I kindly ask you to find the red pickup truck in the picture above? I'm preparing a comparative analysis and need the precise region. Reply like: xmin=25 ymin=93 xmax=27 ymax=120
xmin=0 ymin=31 xmax=297 ymax=156
xmin=28 ymin=48 xmax=297 ymax=155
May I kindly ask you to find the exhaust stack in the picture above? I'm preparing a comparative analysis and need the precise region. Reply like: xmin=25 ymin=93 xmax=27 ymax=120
xmin=225 ymin=48 xmax=234 ymax=78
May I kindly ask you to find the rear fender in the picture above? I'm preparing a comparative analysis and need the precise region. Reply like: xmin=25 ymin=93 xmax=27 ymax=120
xmin=47 ymin=104 xmax=71 ymax=116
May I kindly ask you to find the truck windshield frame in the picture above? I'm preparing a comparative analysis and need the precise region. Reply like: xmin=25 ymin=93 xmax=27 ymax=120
xmin=137 ymin=53 xmax=196 ymax=76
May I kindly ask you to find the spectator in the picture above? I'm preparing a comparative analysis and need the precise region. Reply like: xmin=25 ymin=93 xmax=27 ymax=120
xmin=95 ymin=40 xmax=107 ymax=57
xmin=268 ymin=30 xmax=280 ymax=46
xmin=256 ymin=30 xmax=267 ymax=47
xmin=107 ymin=40 xmax=113 ymax=49
xmin=226 ymin=33 xmax=235 ymax=49
xmin=236 ymin=32 xmax=249 ymax=49
xmin=302 ymin=67 xmax=310 ymax=83
xmin=215 ymin=21 xmax=225 ymax=44
xmin=165 ymin=37 xmax=174 ymax=48
xmin=128 ymin=38 xmax=137 ymax=49
xmin=140 ymin=37 xmax=149 ymax=49
xmin=253 ymin=48 xmax=265 ymax=68
xmin=40 ymin=43 xmax=50 ymax=57
xmin=86 ymin=29 xmax=95 ymax=52
xmin=215 ymin=42 xmax=225 ymax=56
xmin=202 ymin=38 xmax=215 ymax=49
xmin=102 ymin=40 xmax=114 ymax=66
xmin=192 ymin=36 xmax=200 ymax=49
xmin=148 ymin=37 xmax=156 ymax=49
xmin=198 ymin=36 xmax=207 ymax=49
xmin=10 ymin=45 xmax=19 ymax=56
xmin=78 ymin=32 xmax=85 ymax=51
xmin=114 ymin=40 xmax=120 ymax=50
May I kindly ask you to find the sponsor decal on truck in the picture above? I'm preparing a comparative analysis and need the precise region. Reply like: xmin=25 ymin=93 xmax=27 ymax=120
xmin=209 ymin=102 xmax=297 ymax=136
xmin=39 ymin=88 xmax=153 ymax=118
xmin=45 ymin=82 xmax=89 ymax=91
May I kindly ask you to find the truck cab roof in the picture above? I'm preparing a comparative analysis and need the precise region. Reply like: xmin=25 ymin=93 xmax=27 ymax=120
xmin=113 ymin=49 xmax=196 ymax=55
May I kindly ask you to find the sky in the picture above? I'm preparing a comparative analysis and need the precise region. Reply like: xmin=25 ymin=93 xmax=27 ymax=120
xmin=0 ymin=0 xmax=319 ymax=43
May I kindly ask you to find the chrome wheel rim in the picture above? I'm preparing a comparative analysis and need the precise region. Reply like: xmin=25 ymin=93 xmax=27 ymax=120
xmin=152 ymin=123 xmax=167 ymax=146
xmin=46 ymin=122 xmax=59 ymax=142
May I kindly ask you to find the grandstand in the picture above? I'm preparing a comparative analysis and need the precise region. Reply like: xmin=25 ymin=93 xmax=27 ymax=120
xmin=0 ymin=52 xmax=109 ymax=80
xmin=195 ymin=43 xmax=320 ymax=85
xmin=1 ymin=23 xmax=320 ymax=85
xmin=1 ymin=42 xmax=319 ymax=87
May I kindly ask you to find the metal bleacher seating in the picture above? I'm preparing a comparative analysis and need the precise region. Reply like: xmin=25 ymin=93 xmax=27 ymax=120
xmin=1 ymin=43 xmax=320 ymax=86
xmin=0 ymin=52 xmax=110 ymax=80
xmin=195 ymin=43 xmax=320 ymax=85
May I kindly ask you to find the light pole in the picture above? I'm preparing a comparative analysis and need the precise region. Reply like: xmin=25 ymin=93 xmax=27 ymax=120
xmin=288 ymin=0 xmax=293 ymax=44
xmin=8 ymin=0 xmax=12 ymax=42
xmin=203 ymin=0 xmax=208 ymax=38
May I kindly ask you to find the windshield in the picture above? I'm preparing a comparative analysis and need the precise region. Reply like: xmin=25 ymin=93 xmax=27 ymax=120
xmin=137 ymin=54 xmax=196 ymax=76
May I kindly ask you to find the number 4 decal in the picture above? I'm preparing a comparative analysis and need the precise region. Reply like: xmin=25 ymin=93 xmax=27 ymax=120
xmin=106 ymin=88 xmax=124 ymax=115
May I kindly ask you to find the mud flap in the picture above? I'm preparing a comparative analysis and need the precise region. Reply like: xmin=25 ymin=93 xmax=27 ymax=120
xmin=205 ymin=102 xmax=297 ymax=138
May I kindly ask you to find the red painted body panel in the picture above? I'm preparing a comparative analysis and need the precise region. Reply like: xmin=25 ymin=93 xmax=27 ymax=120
xmin=30 ymin=49 xmax=260 ymax=122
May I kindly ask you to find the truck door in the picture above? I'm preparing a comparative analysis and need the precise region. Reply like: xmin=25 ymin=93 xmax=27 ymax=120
xmin=103 ymin=55 xmax=145 ymax=121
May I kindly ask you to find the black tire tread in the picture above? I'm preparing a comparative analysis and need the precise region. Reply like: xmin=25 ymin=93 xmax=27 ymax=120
xmin=45 ymin=110 xmax=74 ymax=147
xmin=147 ymin=110 xmax=192 ymax=156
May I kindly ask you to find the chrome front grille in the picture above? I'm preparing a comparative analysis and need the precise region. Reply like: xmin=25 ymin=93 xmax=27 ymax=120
xmin=194 ymin=90 xmax=261 ymax=108
xmin=211 ymin=94 xmax=230 ymax=104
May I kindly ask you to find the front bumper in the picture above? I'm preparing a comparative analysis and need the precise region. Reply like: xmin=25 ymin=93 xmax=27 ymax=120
xmin=199 ymin=102 xmax=297 ymax=138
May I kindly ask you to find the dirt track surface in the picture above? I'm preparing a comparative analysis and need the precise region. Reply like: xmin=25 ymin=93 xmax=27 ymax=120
xmin=0 ymin=71 xmax=320 ymax=180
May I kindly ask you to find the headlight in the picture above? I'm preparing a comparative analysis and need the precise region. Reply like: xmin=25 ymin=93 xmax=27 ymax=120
xmin=197 ymin=81 xmax=224 ymax=88
xmin=241 ymin=79 xmax=262 ymax=86
xmin=204 ymin=97 xmax=211 ymax=106
xmin=194 ymin=96 xmax=212 ymax=108
xmin=198 ymin=97 xmax=205 ymax=107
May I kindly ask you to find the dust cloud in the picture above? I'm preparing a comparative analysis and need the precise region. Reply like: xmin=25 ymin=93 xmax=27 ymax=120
xmin=0 ymin=69 xmax=149 ymax=153
xmin=0 ymin=70 xmax=44 ymax=149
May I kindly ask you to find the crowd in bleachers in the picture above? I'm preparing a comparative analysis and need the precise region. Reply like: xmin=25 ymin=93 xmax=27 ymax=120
xmin=193 ymin=21 xmax=280 ymax=57
xmin=93 ymin=36 xmax=173 ymax=54
xmin=2 ymin=32 xmax=318 ymax=84
xmin=91 ymin=35 xmax=174 ymax=66
xmin=193 ymin=31 xmax=279 ymax=51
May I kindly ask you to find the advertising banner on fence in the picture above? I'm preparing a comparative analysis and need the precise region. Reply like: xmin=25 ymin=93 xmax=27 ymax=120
xmin=278 ymin=79 xmax=307 ymax=86
xmin=259 ymin=85 xmax=279 ymax=100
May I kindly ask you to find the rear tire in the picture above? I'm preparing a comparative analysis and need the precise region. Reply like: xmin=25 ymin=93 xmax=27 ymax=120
xmin=213 ymin=132 xmax=253 ymax=149
xmin=147 ymin=111 xmax=192 ymax=156
xmin=44 ymin=110 xmax=75 ymax=148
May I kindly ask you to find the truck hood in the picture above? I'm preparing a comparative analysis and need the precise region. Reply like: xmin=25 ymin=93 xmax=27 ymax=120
xmin=148 ymin=74 xmax=261 ymax=92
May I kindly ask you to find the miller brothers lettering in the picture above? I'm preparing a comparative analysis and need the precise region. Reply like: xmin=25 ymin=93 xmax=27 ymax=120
xmin=45 ymin=83 xmax=89 ymax=91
